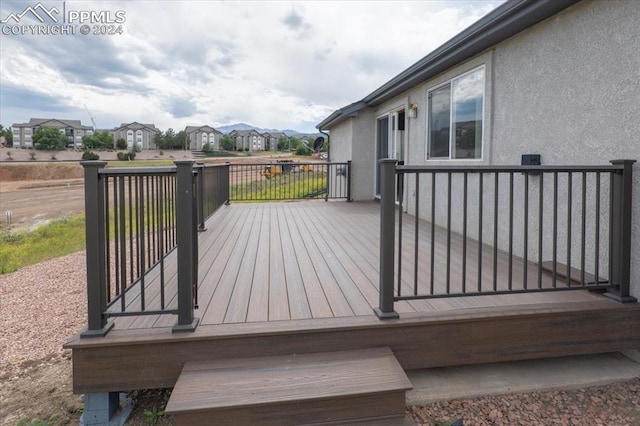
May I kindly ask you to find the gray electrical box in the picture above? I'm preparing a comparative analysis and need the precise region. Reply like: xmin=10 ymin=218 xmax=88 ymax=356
xmin=521 ymin=154 xmax=541 ymax=175
xmin=521 ymin=154 xmax=541 ymax=166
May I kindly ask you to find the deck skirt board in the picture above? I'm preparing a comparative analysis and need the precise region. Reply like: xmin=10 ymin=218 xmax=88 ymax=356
xmin=165 ymin=347 xmax=412 ymax=425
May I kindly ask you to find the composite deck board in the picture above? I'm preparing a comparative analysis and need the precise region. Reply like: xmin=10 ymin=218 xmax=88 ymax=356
xmin=268 ymin=206 xmax=291 ymax=321
xmin=279 ymin=205 xmax=312 ymax=320
xmin=112 ymin=201 xmax=605 ymax=331
xmin=293 ymin=204 xmax=356 ymax=318
xmin=202 ymin=205 xmax=259 ymax=324
xmin=246 ymin=205 xmax=271 ymax=322
xmin=281 ymin=206 xmax=333 ymax=318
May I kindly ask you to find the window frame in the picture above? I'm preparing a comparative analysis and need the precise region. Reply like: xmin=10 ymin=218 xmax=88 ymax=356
xmin=426 ymin=64 xmax=486 ymax=161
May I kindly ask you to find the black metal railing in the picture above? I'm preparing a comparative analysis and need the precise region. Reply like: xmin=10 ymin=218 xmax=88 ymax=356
xmin=228 ymin=161 xmax=351 ymax=202
xmin=82 ymin=161 xmax=201 ymax=337
xmin=195 ymin=163 xmax=230 ymax=230
xmin=375 ymin=159 xmax=636 ymax=319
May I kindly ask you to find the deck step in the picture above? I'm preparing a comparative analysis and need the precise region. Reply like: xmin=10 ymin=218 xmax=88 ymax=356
xmin=165 ymin=347 xmax=412 ymax=425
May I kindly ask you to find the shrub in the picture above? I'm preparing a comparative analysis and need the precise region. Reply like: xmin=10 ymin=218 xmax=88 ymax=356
xmin=116 ymin=138 xmax=127 ymax=149
xmin=82 ymin=150 xmax=100 ymax=160
xmin=117 ymin=151 xmax=136 ymax=161
xmin=296 ymin=146 xmax=312 ymax=156
xmin=202 ymin=142 xmax=213 ymax=153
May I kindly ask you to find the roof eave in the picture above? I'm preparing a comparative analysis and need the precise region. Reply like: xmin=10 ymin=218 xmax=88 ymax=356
xmin=363 ymin=0 xmax=581 ymax=106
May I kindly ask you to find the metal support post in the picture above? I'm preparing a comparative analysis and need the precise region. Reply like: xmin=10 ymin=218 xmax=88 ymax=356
xmin=375 ymin=159 xmax=400 ymax=319
xmin=173 ymin=160 xmax=200 ymax=332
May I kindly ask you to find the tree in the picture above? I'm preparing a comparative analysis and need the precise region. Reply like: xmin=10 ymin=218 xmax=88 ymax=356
xmin=220 ymin=135 xmax=235 ymax=151
xmin=153 ymin=132 xmax=163 ymax=149
xmin=174 ymin=130 xmax=187 ymax=150
xmin=32 ymin=127 xmax=67 ymax=150
xmin=116 ymin=138 xmax=127 ymax=149
xmin=0 ymin=125 xmax=13 ymax=147
xmin=278 ymin=136 xmax=301 ymax=151
xmin=82 ymin=131 xmax=112 ymax=150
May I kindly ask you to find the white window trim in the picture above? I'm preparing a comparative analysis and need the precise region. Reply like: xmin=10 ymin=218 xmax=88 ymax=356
xmin=425 ymin=64 xmax=486 ymax=162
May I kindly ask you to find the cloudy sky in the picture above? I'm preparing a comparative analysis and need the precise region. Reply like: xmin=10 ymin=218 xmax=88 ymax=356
xmin=0 ymin=0 xmax=504 ymax=133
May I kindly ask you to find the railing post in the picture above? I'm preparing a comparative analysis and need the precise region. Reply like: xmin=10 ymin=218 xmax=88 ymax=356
xmin=224 ymin=162 xmax=231 ymax=205
xmin=173 ymin=160 xmax=200 ymax=332
xmin=375 ymin=159 xmax=399 ymax=319
xmin=347 ymin=160 xmax=353 ymax=202
xmin=195 ymin=164 xmax=206 ymax=231
xmin=605 ymin=159 xmax=637 ymax=303
xmin=80 ymin=161 xmax=114 ymax=338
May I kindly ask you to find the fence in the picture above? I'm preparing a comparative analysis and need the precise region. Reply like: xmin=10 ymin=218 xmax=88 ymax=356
xmin=375 ymin=159 xmax=636 ymax=319
xmin=229 ymin=161 xmax=351 ymax=202
xmin=82 ymin=161 xmax=224 ymax=336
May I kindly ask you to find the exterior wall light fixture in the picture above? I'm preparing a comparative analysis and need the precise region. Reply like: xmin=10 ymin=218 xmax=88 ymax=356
xmin=408 ymin=102 xmax=418 ymax=118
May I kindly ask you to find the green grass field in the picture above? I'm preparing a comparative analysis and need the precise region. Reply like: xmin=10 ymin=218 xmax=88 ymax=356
xmin=230 ymin=173 xmax=327 ymax=201
xmin=0 ymin=214 xmax=86 ymax=274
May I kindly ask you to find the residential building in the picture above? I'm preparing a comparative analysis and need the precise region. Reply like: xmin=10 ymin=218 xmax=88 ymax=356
xmin=11 ymin=118 xmax=94 ymax=149
xmin=113 ymin=122 xmax=160 ymax=150
xmin=263 ymin=131 xmax=285 ymax=151
xmin=185 ymin=125 xmax=222 ymax=151
xmin=229 ymin=129 xmax=265 ymax=151
xmin=317 ymin=0 xmax=640 ymax=299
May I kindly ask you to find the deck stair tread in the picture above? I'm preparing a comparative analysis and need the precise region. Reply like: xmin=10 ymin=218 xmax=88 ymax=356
xmin=165 ymin=346 xmax=412 ymax=425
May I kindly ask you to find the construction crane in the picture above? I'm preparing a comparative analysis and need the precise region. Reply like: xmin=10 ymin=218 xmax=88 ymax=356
xmin=84 ymin=104 xmax=97 ymax=129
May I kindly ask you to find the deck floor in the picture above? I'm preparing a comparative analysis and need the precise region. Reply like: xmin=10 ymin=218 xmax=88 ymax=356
xmin=114 ymin=201 xmax=603 ymax=330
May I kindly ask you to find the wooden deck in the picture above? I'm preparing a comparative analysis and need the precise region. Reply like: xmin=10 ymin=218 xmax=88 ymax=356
xmin=66 ymin=200 xmax=640 ymax=395
xmin=113 ymin=200 xmax=606 ymax=330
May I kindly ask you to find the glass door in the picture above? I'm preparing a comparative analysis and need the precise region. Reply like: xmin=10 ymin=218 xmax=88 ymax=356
xmin=375 ymin=110 xmax=405 ymax=197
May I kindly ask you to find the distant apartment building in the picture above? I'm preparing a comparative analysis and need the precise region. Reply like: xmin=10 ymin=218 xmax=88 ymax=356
xmin=229 ymin=129 xmax=265 ymax=151
xmin=113 ymin=122 xmax=159 ymax=150
xmin=11 ymin=118 xmax=94 ymax=149
xmin=185 ymin=125 xmax=222 ymax=150
xmin=263 ymin=132 xmax=285 ymax=151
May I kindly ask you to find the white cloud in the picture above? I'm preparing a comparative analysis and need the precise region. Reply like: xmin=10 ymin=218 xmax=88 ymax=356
xmin=0 ymin=0 xmax=504 ymax=133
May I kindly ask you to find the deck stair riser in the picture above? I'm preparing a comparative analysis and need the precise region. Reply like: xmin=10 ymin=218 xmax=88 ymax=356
xmin=165 ymin=347 xmax=412 ymax=425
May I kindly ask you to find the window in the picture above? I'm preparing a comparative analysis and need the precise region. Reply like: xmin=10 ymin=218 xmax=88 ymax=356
xmin=428 ymin=66 xmax=484 ymax=160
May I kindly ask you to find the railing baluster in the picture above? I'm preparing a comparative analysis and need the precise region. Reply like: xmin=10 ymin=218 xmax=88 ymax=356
xmin=552 ymin=172 xmax=558 ymax=287
xmin=595 ymin=172 xmax=601 ymax=285
xmin=139 ymin=175 xmax=146 ymax=311
xmin=414 ymin=173 xmax=420 ymax=296
xmin=105 ymin=175 xmax=111 ymax=303
xmin=566 ymin=172 xmax=572 ymax=285
xmin=446 ymin=172 xmax=452 ymax=294
xmin=430 ymin=172 xmax=436 ymax=295
xmin=118 ymin=176 xmax=126 ymax=312
xmin=580 ymin=172 xmax=587 ymax=286
xmin=477 ymin=172 xmax=483 ymax=292
xmin=397 ymin=171 xmax=404 ymax=298
xmin=523 ymin=172 xmax=529 ymax=290
xmin=493 ymin=172 xmax=498 ymax=292
xmin=538 ymin=173 xmax=544 ymax=289
xmin=508 ymin=172 xmax=513 ymax=290
xmin=462 ymin=172 xmax=468 ymax=293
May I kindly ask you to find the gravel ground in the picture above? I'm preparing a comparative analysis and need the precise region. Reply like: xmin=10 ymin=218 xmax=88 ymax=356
xmin=2 ymin=252 xmax=640 ymax=425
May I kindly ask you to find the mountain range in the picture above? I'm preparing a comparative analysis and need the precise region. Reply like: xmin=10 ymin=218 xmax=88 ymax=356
xmin=216 ymin=123 xmax=320 ymax=138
